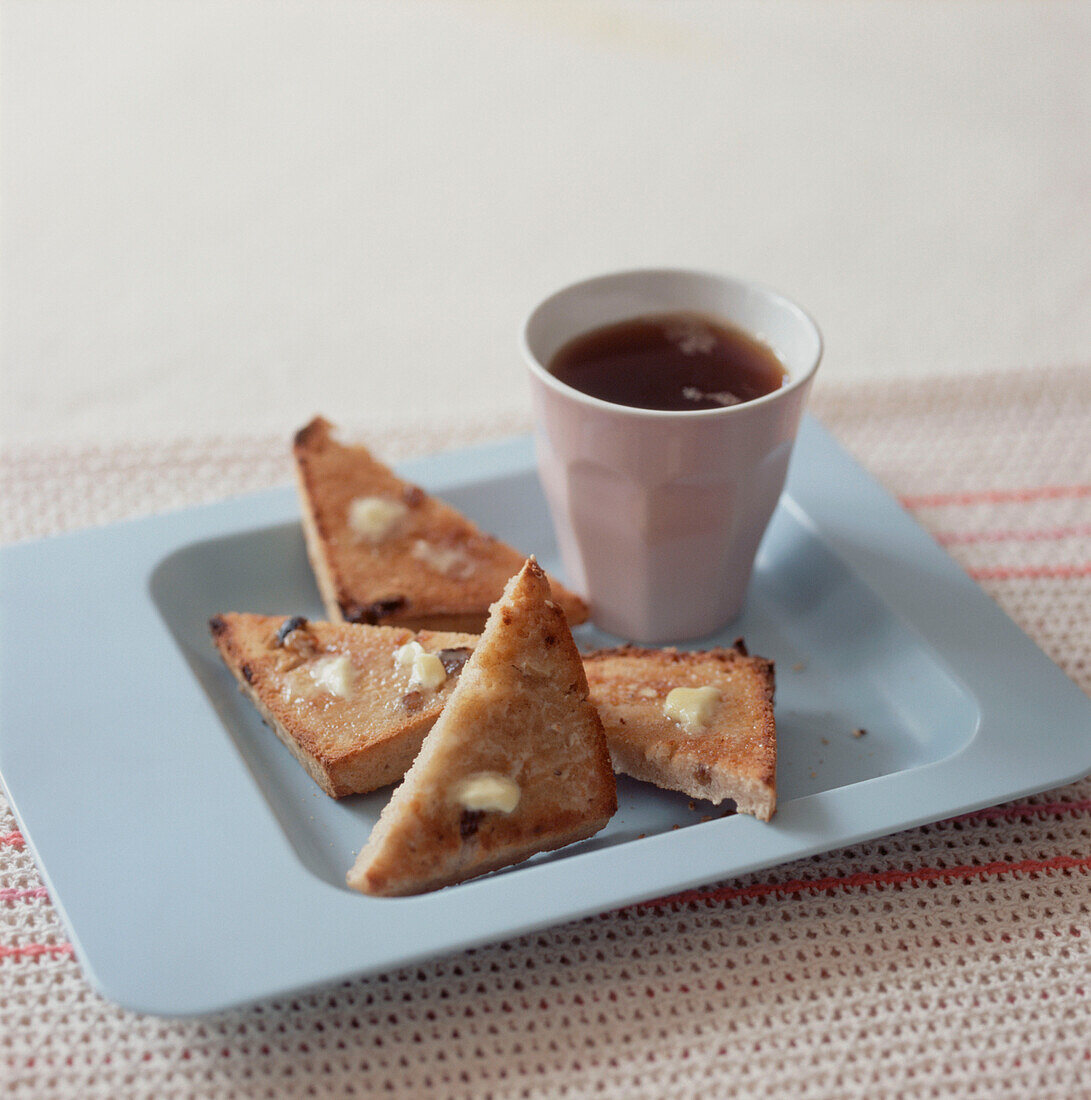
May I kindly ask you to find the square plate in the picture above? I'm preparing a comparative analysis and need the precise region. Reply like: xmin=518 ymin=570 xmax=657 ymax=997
xmin=2 ymin=418 xmax=1090 ymax=1017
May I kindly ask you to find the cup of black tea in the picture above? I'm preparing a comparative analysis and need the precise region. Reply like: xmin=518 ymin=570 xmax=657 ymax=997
xmin=522 ymin=268 xmax=822 ymax=642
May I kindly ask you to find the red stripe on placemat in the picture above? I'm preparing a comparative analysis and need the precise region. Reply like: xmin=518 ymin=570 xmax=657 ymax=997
xmin=2 ymin=814 xmax=1086 ymax=966
xmin=968 ymin=564 xmax=1091 ymax=581
xmin=0 ymin=887 xmax=49 ymax=903
xmin=4 ymin=853 xmax=1088 ymax=964
xmin=634 ymin=853 xmax=1091 ymax=911
xmin=902 ymin=485 xmax=1091 ymax=508
xmin=954 ymin=799 xmax=1091 ymax=823
xmin=936 ymin=523 xmax=1091 ymax=545
xmin=0 ymin=831 xmax=25 ymax=848
xmin=0 ymin=943 xmax=74 ymax=960
xmin=0 ymin=888 xmax=49 ymax=903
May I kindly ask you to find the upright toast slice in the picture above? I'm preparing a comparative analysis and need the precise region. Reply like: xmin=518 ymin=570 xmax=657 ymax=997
xmin=583 ymin=643 xmax=776 ymax=820
xmin=347 ymin=559 xmax=617 ymax=896
xmin=293 ymin=417 xmax=588 ymax=632
xmin=210 ymin=612 xmax=477 ymax=797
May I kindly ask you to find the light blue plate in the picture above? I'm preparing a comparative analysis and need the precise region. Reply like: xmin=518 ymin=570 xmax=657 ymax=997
xmin=2 ymin=418 xmax=1090 ymax=1017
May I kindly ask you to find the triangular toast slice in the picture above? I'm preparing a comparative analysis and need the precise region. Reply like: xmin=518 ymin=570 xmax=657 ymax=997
xmin=347 ymin=559 xmax=617 ymax=896
xmin=582 ymin=642 xmax=776 ymax=820
xmin=293 ymin=417 xmax=588 ymax=632
xmin=212 ymin=612 xmax=775 ymax=817
xmin=210 ymin=612 xmax=477 ymax=797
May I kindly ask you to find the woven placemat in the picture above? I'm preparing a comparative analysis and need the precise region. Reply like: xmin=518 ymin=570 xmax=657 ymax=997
xmin=3 ymin=366 xmax=1089 ymax=1099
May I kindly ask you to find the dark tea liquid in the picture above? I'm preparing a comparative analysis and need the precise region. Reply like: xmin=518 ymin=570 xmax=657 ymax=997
xmin=548 ymin=311 xmax=786 ymax=411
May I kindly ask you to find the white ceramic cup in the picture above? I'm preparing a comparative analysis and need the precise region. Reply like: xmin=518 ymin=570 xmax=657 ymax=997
xmin=522 ymin=268 xmax=822 ymax=643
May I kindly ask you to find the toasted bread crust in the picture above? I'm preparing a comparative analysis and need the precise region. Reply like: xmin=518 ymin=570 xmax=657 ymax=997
xmin=210 ymin=612 xmax=477 ymax=797
xmin=292 ymin=417 xmax=588 ymax=632
xmin=583 ymin=642 xmax=776 ymax=820
xmin=214 ymin=607 xmax=776 ymax=820
xmin=347 ymin=560 xmax=617 ymax=896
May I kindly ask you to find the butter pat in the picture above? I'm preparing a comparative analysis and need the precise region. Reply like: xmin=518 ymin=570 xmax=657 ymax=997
xmin=309 ymin=655 xmax=355 ymax=700
xmin=663 ymin=686 xmax=720 ymax=731
xmin=411 ymin=538 xmax=473 ymax=579
xmin=455 ymin=772 xmax=521 ymax=814
xmin=394 ymin=640 xmax=447 ymax=691
xmin=348 ymin=496 xmax=408 ymax=543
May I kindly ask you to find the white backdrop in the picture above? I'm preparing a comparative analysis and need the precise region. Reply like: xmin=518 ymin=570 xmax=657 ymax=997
xmin=3 ymin=0 xmax=1089 ymax=447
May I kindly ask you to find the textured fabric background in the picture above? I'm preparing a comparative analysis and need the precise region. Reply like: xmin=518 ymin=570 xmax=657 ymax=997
xmin=2 ymin=365 xmax=1089 ymax=1099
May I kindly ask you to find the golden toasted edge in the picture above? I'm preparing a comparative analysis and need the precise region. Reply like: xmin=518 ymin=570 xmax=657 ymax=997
xmin=209 ymin=612 xmax=341 ymax=796
xmin=619 ymin=753 xmax=774 ymax=819
xmin=581 ymin=638 xmax=757 ymax=666
xmin=293 ymin=418 xmax=420 ymax=628
xmin=292 ymin=418 xmax=351 ymax=623
xmin=354 ymin=815 xmax=613 ymax=897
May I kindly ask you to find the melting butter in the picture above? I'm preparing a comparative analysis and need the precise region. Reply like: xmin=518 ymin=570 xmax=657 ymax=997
xmin=394 ymin=640 xmax=447 ymax=691
xmin=455 ymin=772 xmax=521 ymax=814
xmin=348 ymin=496 xmax=408 ymax=542
xmin=663 ymin=686 xmax=720 ymax=731
xmin=410 ymin=538 xmax=473 ymax=578
xmin=309 ymin=655 xmax=355 ymax=700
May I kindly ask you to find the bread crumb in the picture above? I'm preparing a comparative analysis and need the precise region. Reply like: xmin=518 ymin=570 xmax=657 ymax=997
xmin=792 ymin=661 xmax=807 ymax=672
xmin=852 ymin=727 xmax=867 ymax=738
xmin=810 ymin=770 xmax=817 ymax=779
xmin=688 ymin=801 xmax=697 ymax=811
xmin=820 ymin=737 xmax=829 ymax=746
